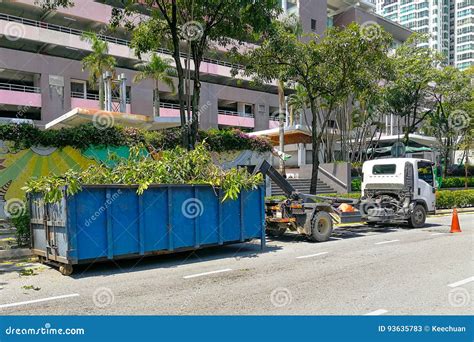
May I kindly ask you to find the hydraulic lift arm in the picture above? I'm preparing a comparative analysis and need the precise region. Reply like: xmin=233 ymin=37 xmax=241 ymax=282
xmin=254 ymin=160 xmax=359 ymax=205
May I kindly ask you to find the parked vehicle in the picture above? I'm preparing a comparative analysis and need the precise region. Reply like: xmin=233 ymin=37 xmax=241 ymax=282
xmin=360 ymin=158 xmax=436 ymax=228
xmin=29 ymin=184 xmax=266 ymax=275
xmin=258 ymin=158 xmax=436 ymax=241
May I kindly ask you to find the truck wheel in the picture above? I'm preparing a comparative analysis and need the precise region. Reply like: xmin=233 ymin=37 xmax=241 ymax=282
xmin=266 ymin=223 xmax=287 ymax=237
xmin=309 ymin=211 xmax=333 ymax=242
xmin=59 ymin=264 xmax=73 ymax=276
xmin=408 ymin=204 xmax=426 ymax=228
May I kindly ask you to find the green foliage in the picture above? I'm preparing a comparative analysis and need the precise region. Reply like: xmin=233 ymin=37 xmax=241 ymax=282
xmin=436 ymin=190 xmax=474 ymax=208
xmin=10 ymin=212 xmax=30 ymax=247
xmin=0 ymin=124 xmax=129 ymax=151
xmin=440 ymin=177 xmax=474 ymax=188
xmin=80 ymin=31 xmax=116 ymax=85
xmin=24 ymin=143 xmax=263 ymax=203
xmin=351 ymin=178 xmax=361 ymax=191
xmin=0 ymin=124 xmax=272 ymax=153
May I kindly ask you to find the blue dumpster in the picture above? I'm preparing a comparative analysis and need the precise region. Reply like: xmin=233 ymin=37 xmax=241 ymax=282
xmin=29 ymin=184 xmax=265 ymax=274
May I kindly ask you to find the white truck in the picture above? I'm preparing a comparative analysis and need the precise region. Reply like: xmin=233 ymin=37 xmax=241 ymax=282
xmin=360 ymin=158 xmax=436 ymax=228
xmin=259 ymin=157 xmax=436 ymax=242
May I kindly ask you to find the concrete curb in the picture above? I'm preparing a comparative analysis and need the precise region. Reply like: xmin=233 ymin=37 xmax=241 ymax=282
xmin=0 ymin=248 xmax=32 ymax=260
xmin=434 ymin=208 xmax=474 ymax=215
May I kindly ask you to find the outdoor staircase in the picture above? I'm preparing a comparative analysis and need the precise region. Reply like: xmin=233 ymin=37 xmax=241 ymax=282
xmin=270 ymin=178 xmax=335 ymax=196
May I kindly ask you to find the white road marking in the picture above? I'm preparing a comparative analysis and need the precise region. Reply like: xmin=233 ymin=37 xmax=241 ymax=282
xmin=296 ymin=252 xmax=329 ymax=259
xmin=183 ymin=268 xmax=233 ymax=279
xmin=365 ymin=309 xmax=388 ymax=316
xmin=430 ymin=233 xmax=447 ymax=236
xmin=448 ymin=276 xmax=474 ymax=288
xmin=0 ymin=293 xmax=80 ymax=309
xmin=374 ymin=239 xmax=400 ymax=245
xmin=331 ymin=237 xmax=343 ymax=240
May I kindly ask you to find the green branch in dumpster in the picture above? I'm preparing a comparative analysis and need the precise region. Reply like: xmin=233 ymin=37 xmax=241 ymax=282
xmin=23 ymin=143 xmax=263 ymax=203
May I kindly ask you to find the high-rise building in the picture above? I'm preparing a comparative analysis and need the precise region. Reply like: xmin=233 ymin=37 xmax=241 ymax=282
xmin=0 ymin=0 xmax=410 ymax=129
xmin=373 ymin=0 xmax=473 ymax=70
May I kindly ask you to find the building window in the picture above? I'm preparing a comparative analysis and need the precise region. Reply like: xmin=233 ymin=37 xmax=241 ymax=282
xmin=311 ymin=19 xmax=317 ymax=32
xmin=71 ymin=80 xmax=87 ymax=99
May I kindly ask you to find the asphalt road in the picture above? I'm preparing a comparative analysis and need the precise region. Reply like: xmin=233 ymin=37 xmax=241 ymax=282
xmin=0 ymin=213 xmax=472 ymax=315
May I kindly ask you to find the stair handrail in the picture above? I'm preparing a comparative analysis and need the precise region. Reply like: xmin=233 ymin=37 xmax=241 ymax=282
xmin=317 ymin=165 xmax=348 ymax=190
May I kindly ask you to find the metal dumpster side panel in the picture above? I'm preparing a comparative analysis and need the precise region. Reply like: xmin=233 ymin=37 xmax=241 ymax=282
xmin=72 ymin=188 xmax=108 ymax=260
xmin=141 ymin=188 xmax=169 ymax=252
xmin=241 ymin=188 xmax=263 ymax=240
xmin=194 ymin=187 xmax=219 ymax=246
xmin=30 ymin=192 xmax=47 ymax=252
xmin=32 ymin=184 xmax=264 ymax=264
xmin=109 ymin=188 xmax=140 ymax=256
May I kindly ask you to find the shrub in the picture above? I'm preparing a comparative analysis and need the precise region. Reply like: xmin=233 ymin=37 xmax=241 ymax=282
xmin=436 ymin=190 xmax=474 ymax=209
xmin=446 ymin=164 xmax=474 ymax=177
xmin=440 ymin=177 xmax=474 ymax=188
xmin=0 ymin=123 xmax=272 ymax=153
xmin=10 ymin=212 xmax=30 ymax=246
xmin=351 ymin=178 xmax=361 ymax=191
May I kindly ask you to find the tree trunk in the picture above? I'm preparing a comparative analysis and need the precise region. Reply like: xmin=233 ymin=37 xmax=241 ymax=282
xmin=153 ymin=80 xmax=160 ymax=118
xmin=99 ymin=74 xmax=104 ymax=110
xmin=309 ymin=98 xmax=319 ymax=194
xmin=277 ymin=79 xmax=286 ymax=177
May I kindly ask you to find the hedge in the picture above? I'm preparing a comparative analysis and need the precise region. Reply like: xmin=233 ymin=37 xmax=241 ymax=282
xmin=440 ymin=177 xmax=474 ymax=188
xmin=325 ymin=190 xmax=474 ymax=209
xmin=0 ymin=124 xmax=273 ymax=153
xmin=351 ymin=176 xmax=474 ymax=191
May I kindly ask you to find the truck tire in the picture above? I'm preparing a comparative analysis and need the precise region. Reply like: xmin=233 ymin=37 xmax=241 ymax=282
xmin=266 ymin=222 xmax=287 ymax=237
xmin=308 ymin=211 xmax=333 ymax=242
xmin=408 ymin=204 xmax=426 ymax=228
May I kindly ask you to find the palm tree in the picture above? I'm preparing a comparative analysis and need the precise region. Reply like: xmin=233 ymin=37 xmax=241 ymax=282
xmin=134 ymin=53 xmax=176 ymax=118
xmin=287 ymin=84 xmax=309 ymax=127
xmin=80 ymin=32 xmax=116 ymax=110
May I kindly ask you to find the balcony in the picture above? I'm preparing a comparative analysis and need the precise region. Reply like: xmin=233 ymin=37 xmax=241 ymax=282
xmin=0 ymin=13 xmax=242 ymax=70
xmin=0 ymin=82 xmax=41 ymax=108
xmin=218 ymin=110 xmax=255 ymax=128
xmin=70 ymin=92 xmax=131 ymax=113
xmin=158 ymin=102 xmax=181 ymax=118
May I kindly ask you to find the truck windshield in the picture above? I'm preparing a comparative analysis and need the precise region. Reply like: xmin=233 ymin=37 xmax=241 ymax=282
xmin=372 ymin=164 xmax=396 ymax=174
xmin=417 ymin=161 xmax=434 ymax=186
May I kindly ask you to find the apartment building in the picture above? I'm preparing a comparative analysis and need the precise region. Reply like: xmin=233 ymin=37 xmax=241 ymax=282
xmin=373 ymin=0 xmax=474 ymax=71
xmin=0 ymin=0 xmax=410 ymax=131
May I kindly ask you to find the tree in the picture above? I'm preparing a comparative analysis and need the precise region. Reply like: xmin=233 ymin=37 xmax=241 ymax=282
xmin=287 ymin=84 xmax=309 ymax=128
xmin=112 ymin=0 xmax=280 ymax=148
xmin=236 ymin=22 xmax=392 ymax=193
xmin=424 ymin=66 xmax=473 ymax=177
xmin=382 ymin=34 xmax=442 ymax=144
xmin=133 ymin=53 xmax=176 ymax=118
xmin=46 ymin=0 xmax=280 ymax=148
xmin=80 ymin=32 xmax=116 ymax=110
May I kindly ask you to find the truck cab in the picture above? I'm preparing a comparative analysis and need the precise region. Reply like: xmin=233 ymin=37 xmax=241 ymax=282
xmin=361 ymin=158 xmax=436 ymax=227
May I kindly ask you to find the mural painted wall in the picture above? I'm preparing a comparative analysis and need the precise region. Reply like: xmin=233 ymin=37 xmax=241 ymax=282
xmin=0 ymin=142 xmax=136 ymax=218
xmin=0 ymin=142 xmax=267 ymax=218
